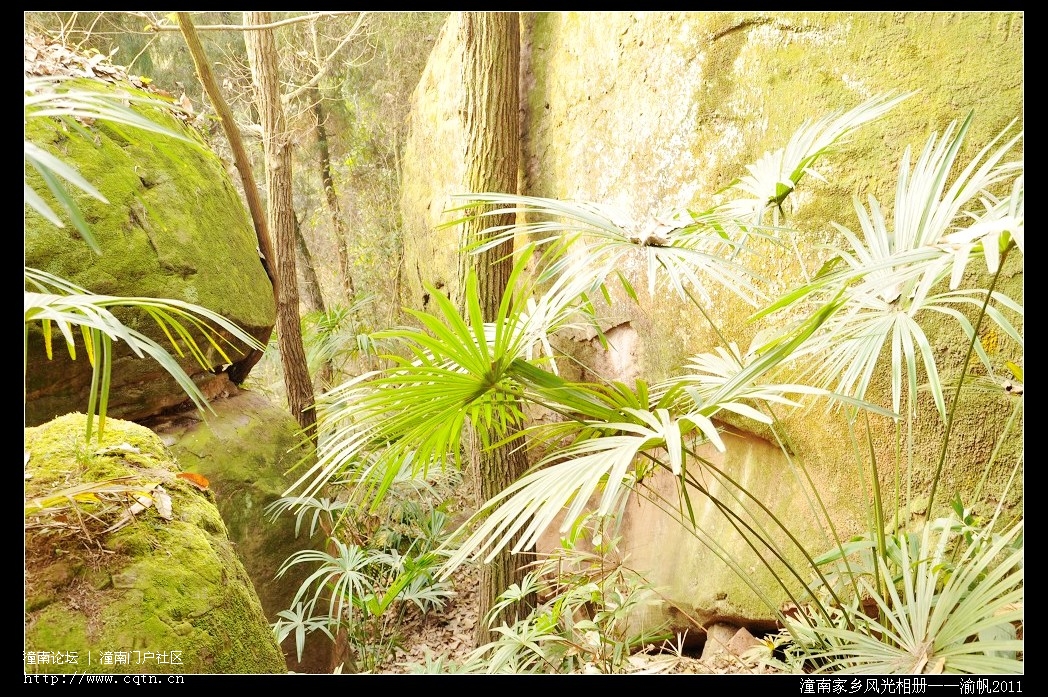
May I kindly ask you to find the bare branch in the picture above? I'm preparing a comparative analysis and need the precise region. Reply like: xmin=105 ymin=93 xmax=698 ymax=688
xmin=149 ymin=11 xmax=359 ymax=33
xmin=282 ymin=12 xmax=368 ymax=104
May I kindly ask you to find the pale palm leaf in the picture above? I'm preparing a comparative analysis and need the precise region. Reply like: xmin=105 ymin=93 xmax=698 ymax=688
xmin=25 ymin=76 xmax=194 ymax=138
xmin=668 ymin=341 xmax=862 ymax=415
xmin=447 ymin=192 xmax=766 ymax=306
xmin=940 ymin=174 xmax=1024 ymax=285
xmin=718 ymin=92 xmax=912 ymax=226
xmin=796 ymin=519 xmax=1023 ymax=674
xmin=895 ymin=115 xmax=1021 ymax=254
xmin=277 ymin=539 xmax=372 ymax=627
xmin=439 ymin=429 xmax=652 ymax=573
xmin=757 ymin=115 xmax=1023 ymax=419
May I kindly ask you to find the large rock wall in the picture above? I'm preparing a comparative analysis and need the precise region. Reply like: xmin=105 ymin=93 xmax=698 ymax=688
xmin=400 ymin=13 xmax=469 ymax=313
xmin=400 ymin=11 xmax=1023 ymax=630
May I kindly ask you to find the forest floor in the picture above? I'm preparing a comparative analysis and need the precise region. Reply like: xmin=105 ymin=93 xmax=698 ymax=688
xmin=377 ymin=561 xmax=784 ymax=675
xmin=370 ymin=471 xmax=783 ymax=676
xmin=362 ymin=452 xmax=784 ymax=675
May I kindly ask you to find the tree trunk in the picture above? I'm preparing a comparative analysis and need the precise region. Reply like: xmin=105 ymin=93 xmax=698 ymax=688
xmin=245 ymin=11 xmax=317 ymax=437
xmin=293 ymin=215 xmax=336 ymax=390
xmin=176 ymin=12 xmax=273 ymax=387
xmin=457 ymin=11 xmax=534 ymax=647
xmin=294 ymin=214 xmax=327 ymax=315
xmin=312 ymin=89 xmax=357 ymax=303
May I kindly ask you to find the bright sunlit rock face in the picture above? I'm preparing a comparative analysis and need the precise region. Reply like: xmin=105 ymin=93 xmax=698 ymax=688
xmin=400 ymin=11 xmax=1024 ymax=632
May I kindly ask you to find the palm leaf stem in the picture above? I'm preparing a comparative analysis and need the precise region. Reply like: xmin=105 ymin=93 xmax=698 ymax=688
xmin=926 ymin=245 xmax=1012 ymax=514
xmin=862 ymin=410 xmax=889 ymax=607
xmin=972 ymin=390 xmax=1022 ymax=522
xmin=763 ymin=405 xmax=866 ymax=609
xmin=677 ymin=448 xmax=845 ymax=629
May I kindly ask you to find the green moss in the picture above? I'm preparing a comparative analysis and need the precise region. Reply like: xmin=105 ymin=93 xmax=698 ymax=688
xmin=25 ymin=77 xmax=275 ymax=426
xmin=25 ymin=80 xmax=272 ymax=323
xmin=155 ymin=391 xmax=332 ymax=672
xmin=25 ymin=415 xmax=286 ymax=674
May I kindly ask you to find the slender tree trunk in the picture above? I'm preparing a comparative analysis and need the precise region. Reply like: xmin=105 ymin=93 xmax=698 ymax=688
xmin=312 ymin=89 xmax=357 ymax=302
xmin=245 ymin=11 xmax=317 ymax=437
xmin=458 ymin=11 xmax=534 ymax=647
xmin=294 ymin=213 xmax=327 ymax=315
xmin=176 ymin=12 xmax=274 ymax=386
xmin=293 ymin=214 xmax=336 ymax=390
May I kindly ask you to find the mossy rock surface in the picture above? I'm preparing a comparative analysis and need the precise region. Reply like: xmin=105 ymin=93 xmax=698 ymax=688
xmin=25 ymin=77 xmax=275 ymax=427
xmin=150 ymin=390 xmax=332 ymax=673
xmin=24 ymin=414 xmax=287 ymax=674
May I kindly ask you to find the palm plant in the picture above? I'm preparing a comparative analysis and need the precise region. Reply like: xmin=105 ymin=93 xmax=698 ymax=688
xmin=756 ymin=112 xmax=1023 ymax=423
xmin=411 ymin=513 xmax=666 ymax=675
xmin=282 ymin=92 xmax=1022 ymax=673
xmin=786 ymin=514 xmax=1023 ymax=674
xmin=300 ymin=299 xmax=380 ymax=380
xmin=25 ymin=268 xmax=263 ymax=441
xmin=291 ymin=94 xmax=914 ymax=511
xmin=273 ymin=477 xmax=457 ymax=670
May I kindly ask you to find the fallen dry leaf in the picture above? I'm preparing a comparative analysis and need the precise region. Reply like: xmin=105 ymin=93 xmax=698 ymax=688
xmin=102 ymin=482 xmax=163 ymax=534
xmin=154 ymin=486 xmax=173 ymax=520
xmin=177 ymin=472 xmax=210 ymax=490
xmin=95 ymin=442 xmax=141 ymax=456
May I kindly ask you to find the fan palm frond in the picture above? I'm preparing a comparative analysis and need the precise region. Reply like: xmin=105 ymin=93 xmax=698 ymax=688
xmin=754 ymin=115 xmax=1023 ymax=419
xmin=26 ymin=267 xmax=264 ymax=441
xmin=446 ymin=193 xmax=767 ymax=306
xmin=793 ymin=518 xmax=1023 ymax=674
xmin=717 ymin=91 xmax=913 ymax=226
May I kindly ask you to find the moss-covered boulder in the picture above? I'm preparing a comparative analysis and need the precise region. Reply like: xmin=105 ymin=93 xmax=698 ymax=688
xmin=24 ymin=414 xmax=287 ymax=674
xmin=24 ymin=76 xmax=275 ymax=427
xmin=150 ymin=389 xmax=331 ymax=673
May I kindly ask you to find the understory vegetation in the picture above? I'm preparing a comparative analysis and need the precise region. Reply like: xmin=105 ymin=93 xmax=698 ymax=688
xmin=272 ymin=92 xmax=1023 ymax=674
xmin=25 ymin=16 xmax=1022 ymax=676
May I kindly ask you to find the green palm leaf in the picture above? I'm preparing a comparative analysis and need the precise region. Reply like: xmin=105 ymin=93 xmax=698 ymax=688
xmin=25 ymin=267 xmax=264 ymax=441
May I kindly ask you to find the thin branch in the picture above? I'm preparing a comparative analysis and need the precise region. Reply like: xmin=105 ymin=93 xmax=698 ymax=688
xmin=282 ymin=13 xmax=368 ymax=104
xmin=150 ymin=12 xmax=360 ymax=33
xmin=175 ymin=11 xmax=276 ymax=385
xmin=175 ymin=12 xmax=277 ymax=291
